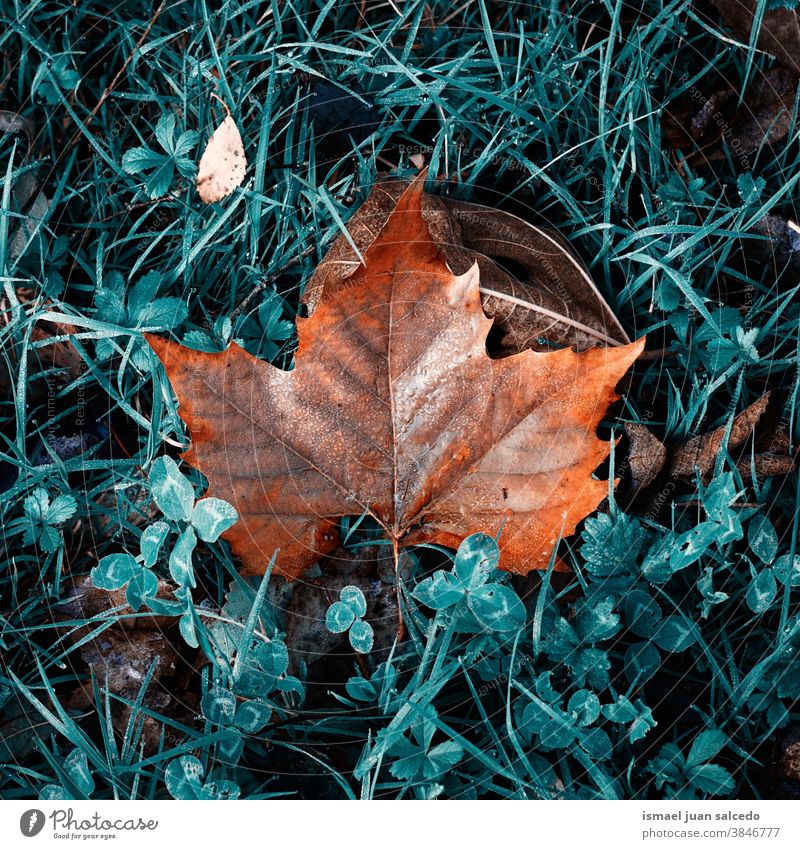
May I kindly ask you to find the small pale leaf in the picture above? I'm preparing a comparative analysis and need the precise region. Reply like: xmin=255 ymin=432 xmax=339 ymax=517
xmin=196 ymin=115 xmax=246 ymax=203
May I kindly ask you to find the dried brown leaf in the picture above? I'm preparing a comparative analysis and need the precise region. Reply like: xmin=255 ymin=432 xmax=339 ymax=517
xmin=736 ymin=453 xmax=796 ymax=481
xmin=781 ymin=731 xmax=800 ymax=782
xmin=57 ymin=576 xmax=194 ymax=754
xmin=670 ymin=394 xmax=770 ymax=478
xmin=751 ymin=214 xmax=800 ymax=277
xmin=303 ymin=177 xmax=630 ymax=354
xmin=0 ymin=289 xmax=82 ymax=396
xmin=662 ymin=67 xmax=799 ymax=160
xmin=148 ymin=174 xmax=643 ymax=579
xmin=625 ymin=422 xmax=667 ymax=492
xmin=710 ymin=0 xmax=800 ymax=72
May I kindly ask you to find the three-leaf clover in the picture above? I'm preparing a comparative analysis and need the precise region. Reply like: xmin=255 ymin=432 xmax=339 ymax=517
xmin=412 ymin=533 xmax=525 ymax=633
xmin=737 ymin=172 xmax=765 ymax=206
xmin=122 ymin=112 xmax=199 ymax=199
xmin=744 ymin=514 xmax=783 ymax=614
xmin=201 ymin=586 xmax=303 ymax=765
xmin=345 ymin=661 xmax=399 ymax=707
xmin=601 ymin=695 xmax=656 ymax=743
xmin=200 ymin=683 xmax=273 ymax=764
xmin=91 ymin=457 xmax=238 ymax=644
xmin=696 ymin=567 xmax=728 ymax=619
xmin=385 ymin=705 xmax=464 ymax=781
xmin=164 ymin=755 xmax=240 ymax=800
xmin=149 ymin=455 xmax=238 ymax=599
xmin=326 ymin=586 xmax=374 ymax=653
xmin=13 ymin=488 xmax=77 ymax=552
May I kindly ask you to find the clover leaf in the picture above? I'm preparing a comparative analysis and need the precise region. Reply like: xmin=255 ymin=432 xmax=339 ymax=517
xmin=325 ymin=586 xmax=374 ymax=653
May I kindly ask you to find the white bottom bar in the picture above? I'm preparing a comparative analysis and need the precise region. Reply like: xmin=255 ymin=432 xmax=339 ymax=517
xmin=1 ymin=800 xmax=798 ymax=848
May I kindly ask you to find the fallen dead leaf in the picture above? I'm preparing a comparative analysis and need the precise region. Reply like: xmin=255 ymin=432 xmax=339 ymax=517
xmin=433 ymin=196 xmax=631 ymax=352
xmin=58 ymin=575 xmax=178 ymax=630
xmin=0 ymin=699 xmax=51 ymax=764
xmin=750 ymin=214 xmax=800 ymax=278
xmin=710 ymin=0 xmax=800 ymax=73
xmin=625 ymin=422 xmax=667 ymax=492
xmin=0 ymin=110 xmax=52 ymax=264
xmin=737 ymin=420 xmax=796 ymax=480
xmin=57 ymin=576 xmax=196 ymax=755
xmin=671 ymin=394 xmax=771 ymax=479
xmin=304 ymin=177 xmax=630 ymax=354
xmin=196 ymin=114 xmax=246 ymax=203
xmin=0 ymin=288 xmax=82 ymax=397
xmin=622 ymin=399 xmax=794 ymax=499
xmin=781 ymin=728 xmax=800 ymax=783
xmin=737 ymin=452 xmax=796 ymax=481
xmin=148 ymin=173 xmax=643 ymax=578
xmin=663 ymin=67 xmax=799 ymax=162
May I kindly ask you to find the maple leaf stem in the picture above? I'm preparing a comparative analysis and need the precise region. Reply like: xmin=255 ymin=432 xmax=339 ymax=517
xmin=392 ymin=535 xmax=406 ymax=640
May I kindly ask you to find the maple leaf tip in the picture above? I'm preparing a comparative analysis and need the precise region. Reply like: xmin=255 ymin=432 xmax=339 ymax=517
xmin=397 ymin=168 xmax=428 ymax=208
xmin=606 ymin=334 xmax=646 ymax=366
xmin=630 ymin=335 xmax=647 ymax=362
xmin=369 ymin=169 xmax=436 ymax=259
xmin=449 ymin=260 xmax=484 ymax=306
xmin=604 ymin=334 xmax=645 ymax=357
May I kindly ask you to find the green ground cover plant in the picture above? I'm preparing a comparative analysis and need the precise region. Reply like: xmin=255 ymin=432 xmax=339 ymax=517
xmin=1 ymin=0 xmax=799 ymax=800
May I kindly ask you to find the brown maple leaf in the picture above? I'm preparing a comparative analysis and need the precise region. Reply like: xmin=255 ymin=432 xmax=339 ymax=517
xmin=147 ymin=174 xmax=643 ymax=579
